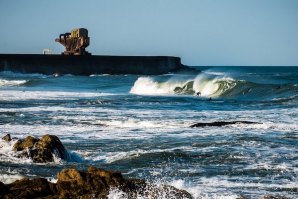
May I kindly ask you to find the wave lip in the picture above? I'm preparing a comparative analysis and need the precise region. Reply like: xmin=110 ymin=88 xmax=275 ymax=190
xmin=130 ymin=77 xmax=174 ymax=95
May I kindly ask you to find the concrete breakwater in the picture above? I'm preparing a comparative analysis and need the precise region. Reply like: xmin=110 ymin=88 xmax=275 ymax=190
xmin=0 ymin=54 xmax=185 ymax=75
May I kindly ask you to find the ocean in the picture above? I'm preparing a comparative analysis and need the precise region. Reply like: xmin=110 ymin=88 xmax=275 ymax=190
xmin=0 ymin=66 xmax=297 ymax=198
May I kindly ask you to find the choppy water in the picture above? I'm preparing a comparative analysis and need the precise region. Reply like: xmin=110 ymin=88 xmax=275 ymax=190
xmin=0 ymin=66 xmax=297 ymax=198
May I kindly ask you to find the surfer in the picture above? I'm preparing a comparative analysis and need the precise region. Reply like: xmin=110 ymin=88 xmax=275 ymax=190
xmin=196 ymin=91 xmax=201 ymax=97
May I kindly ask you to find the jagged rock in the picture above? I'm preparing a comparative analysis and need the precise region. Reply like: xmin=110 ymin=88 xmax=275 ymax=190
xmin=0 ymin=166 xmax=194 ymax=199
xmin=2 ymin=134 xmax=11 ymax=142
xmin=8 ymin=134 xmax=67 ymax=163
xmin=190 ymin=121 xmax=260 ymax=128
xmin=30 ymin=134 xmax=67 ymax=163
xmin=13 ymin=136 xmax=38 ymax=151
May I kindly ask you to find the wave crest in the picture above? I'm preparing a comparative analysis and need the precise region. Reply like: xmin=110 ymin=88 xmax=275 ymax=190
xmin=130 ymin=74 xmax=238 ymax=97
xmin=130 ymin=73 xmax=298 ymax=101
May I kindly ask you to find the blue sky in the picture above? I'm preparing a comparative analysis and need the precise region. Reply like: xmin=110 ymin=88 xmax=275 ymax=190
xmin=0 ymin=0 xmax=297 ymax=66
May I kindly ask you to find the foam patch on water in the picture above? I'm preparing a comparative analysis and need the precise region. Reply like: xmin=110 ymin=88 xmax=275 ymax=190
xmin=101 ymin=118 xmax=175 ymax=129
xmin=0 ymin=139 xmax=33 ymax=164
xmin=0 ymin=173 xmax=25 ymax=184
xmin=150 ymin=175 xmax=297 ymax=199
xmin=0 ymin=90 xmax=114 ymax=101
xmin=107 ymin=179 xmax=241 ymax=199
xmin=0 ymin=79 xmax=28 ymax=87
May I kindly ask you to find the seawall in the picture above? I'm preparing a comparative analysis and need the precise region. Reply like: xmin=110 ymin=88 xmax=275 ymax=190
xmin=0 ymin=54 xmax=185 ymax=75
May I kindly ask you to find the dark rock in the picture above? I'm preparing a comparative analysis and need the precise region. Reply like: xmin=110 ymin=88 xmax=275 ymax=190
xmin=2 ymin=134 xmax=11 ymax=142
xmin=0 ymin=181 xmax=7 ymax=195
xmin=1 ymin=166 xmax=194 ymax=199
xmin=190 ymin=121 xmax=260 ymax=128
xmin=262 ymin=196 xmax=290 ymax=199
xmin=11 ymin=134 xmax=67 ymax=163
xmin=4 ymin=178 xmax=54 ymax=199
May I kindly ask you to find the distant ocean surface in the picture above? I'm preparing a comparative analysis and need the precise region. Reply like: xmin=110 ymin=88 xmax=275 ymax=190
xmin=0 ymin=66 xmax=297 ymax=198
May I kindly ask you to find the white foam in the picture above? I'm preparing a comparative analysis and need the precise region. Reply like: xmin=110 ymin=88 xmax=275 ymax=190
xmin=101 ymin=118 xmax=172 ymax=129
xmin=0 ymin=79 xmax=27 ymax=87
xmin=203 ymin=71 xmax=226 ymax=76
xmin=0 ymin=173 xmax=25 ymax=184
xmin=107 ymin=179 xmax=241 ymax=199
xmin=90 ymin=74 xmax=111 ymax=77
xmin=0 ymin=90 xmax=114 ymax=101
xmin=130 ymin=77 xmax=174 ymax=95
xmin=108 ymin=188 xmax=128 ymax=199
xmin=0 ymin=139 xmax=33 ymax=164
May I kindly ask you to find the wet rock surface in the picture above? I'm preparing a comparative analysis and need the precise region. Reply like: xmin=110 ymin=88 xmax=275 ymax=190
xmin=2 ymin=134 xmax=67 ymax=163
xmin=190 ymin=121 xmax=260 ymax=128
xmin=0 ymin=166 xmax=194 ymax=199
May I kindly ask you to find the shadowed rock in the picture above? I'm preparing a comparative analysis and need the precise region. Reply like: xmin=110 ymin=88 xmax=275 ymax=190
xmin=1 ymin=166 xmax=194 ymax=199
xmin=4 ymin=178 xmax=55 ymax=199
xmin=190 ymin=121 xmax=260 ymax=128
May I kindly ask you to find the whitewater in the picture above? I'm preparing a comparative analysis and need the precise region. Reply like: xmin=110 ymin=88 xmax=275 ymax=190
xmin=0 ymin=66 xmax=297 ymax=198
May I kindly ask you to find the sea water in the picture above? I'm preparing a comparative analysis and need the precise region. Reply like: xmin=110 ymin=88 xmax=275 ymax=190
xmin=0 ymin=66 xmax=297 ymax=198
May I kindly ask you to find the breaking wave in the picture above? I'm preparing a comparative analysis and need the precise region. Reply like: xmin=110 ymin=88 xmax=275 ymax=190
xmin=130 ymin=74 xmax=243 ymax=97
xmin=130 ymin=73 xmax=298 ymax=100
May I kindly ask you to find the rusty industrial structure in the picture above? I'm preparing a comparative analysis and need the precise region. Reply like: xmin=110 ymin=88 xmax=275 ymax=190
xmin=55 ymin=28 xmax=91 ymax=55
xmin=0 ymin=27 xmax=189 ymax=75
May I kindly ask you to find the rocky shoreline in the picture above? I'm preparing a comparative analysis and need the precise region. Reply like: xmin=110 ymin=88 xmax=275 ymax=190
xmin=0 ymin=134 xmax=291 ymax=199
xmin=0 ymin=166 xmax=193 ymax=199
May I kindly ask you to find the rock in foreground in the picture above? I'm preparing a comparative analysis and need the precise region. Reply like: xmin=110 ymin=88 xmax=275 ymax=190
xmin=0 ymin=166 xmax=194 ymax=199
xmin=2 ymin=134 xmax=67 ymax=163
